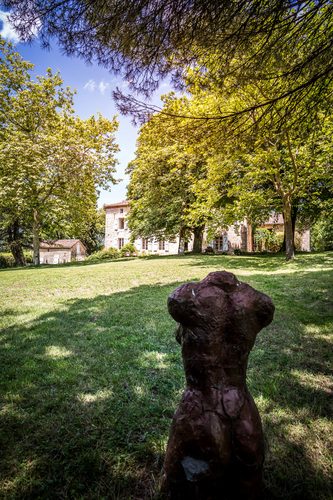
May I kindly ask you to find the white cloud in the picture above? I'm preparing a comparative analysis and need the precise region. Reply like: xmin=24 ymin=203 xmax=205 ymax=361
xmin=84 ymin=79 xmax=96 ymax=92
xmin=84 ymin=79 xmax=111 ymax=95
xmin=98 ymin=80 xmax=110 ymax=95
xmin=0 ymin=10 xmax=21 ymax=44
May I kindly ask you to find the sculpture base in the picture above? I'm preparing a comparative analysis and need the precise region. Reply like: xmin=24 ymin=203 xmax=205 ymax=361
xmin=163 ymin=386 xmax=264 ymax=500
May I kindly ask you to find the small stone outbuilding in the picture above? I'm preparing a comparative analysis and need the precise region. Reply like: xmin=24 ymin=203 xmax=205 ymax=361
xmin=40 ymin=239 xmax=87 ymax=264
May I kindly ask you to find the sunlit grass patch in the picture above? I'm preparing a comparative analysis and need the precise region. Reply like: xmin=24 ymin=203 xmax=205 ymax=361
xmin=77 ymin=389 xmax=113 ymax=404
xmin=45 ymin=345 xmax=73 ymax=358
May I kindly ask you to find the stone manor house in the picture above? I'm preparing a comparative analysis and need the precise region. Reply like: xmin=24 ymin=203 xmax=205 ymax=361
xmin=104 ymin=200 xmax=310 ymax=254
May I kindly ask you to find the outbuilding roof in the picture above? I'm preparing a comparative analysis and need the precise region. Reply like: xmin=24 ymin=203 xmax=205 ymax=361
xmin=40 ymin=239 xmax=84 ymax=250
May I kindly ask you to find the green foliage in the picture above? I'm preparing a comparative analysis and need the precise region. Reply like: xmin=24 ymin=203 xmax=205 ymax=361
xmin=311 ymin=212 xmax=333 ymax=251
xmin=85 ymin=247 xmax=120 ymax=262
xmin=254 ymin=229 xmax=284 ymax=253
xmin=119 ymin=242 xmax=137 ymax=257
xmin=70 ymin=208 xmax=105 ymax=255
xmin=85 ymin=244 xmax=138 ymax=262
xmin=0 ymin=252 xmax=15 ymax=268
xmin=143 ymin=72 xmax=333 ymax=260
xmin=24 ymin=251 xmax=33 ymax=264
xmin=127 ymin=99 xmax=209 ymax=247
xmin=7 ymin=1 xmax=333 ymax=128
xmin=0 ymin=39 xmax=119 ymax=265
xmin=0 ymin=250 xmax=32 ymax=268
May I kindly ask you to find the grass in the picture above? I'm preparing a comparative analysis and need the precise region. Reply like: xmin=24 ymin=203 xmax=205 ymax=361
xmin=0 ymin=253 xmax=332 ymax=499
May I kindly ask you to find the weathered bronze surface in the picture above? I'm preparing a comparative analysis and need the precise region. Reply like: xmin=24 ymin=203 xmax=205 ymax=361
xmin=163 ymin=271 xmax=275 ymax=499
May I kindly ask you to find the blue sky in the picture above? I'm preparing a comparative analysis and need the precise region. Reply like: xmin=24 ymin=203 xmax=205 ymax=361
xmin=0 ymin=9 xmax=171 ymax=207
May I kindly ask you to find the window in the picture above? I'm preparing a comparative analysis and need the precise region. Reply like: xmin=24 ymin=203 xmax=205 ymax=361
xmin=214 ymin=233 xmax=228 ymax=252
xmin=118 ymin=238 xmax=124 ymax=249
xmin=120 ymin=208 xmax=124 ymax=213
xmin=214 ymin=237 xmax=223 ymax=252
xmin=118 ymin=218 xmax=125 ymax=229
xmin=142 ymin=238 xmax=149 ymax=250
xmin=159 ymin=240 xmax=165 ymax=251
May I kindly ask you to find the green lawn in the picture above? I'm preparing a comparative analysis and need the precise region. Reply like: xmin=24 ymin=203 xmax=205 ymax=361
xmin=0 ymin=253 xmax=332 ymax=499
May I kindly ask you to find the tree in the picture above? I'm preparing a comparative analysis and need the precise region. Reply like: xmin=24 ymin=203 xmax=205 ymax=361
xmin=127 ymin=108 xmax=208 ymax=253
xmin=0 ymin=38 xmax=34 ymax=265
xmin=136 ymin=74 xmax=333 ymax=260
xmin=191 ymin=112 xmax=333 ymax=259
xmin=6 ymin=1 xmax=333 ymax=123
xmin=71 ymin=207 xmax=106 ymax=254
xmin=0 ymin=40 xmax=119 ymax=265
xmin=0 ymin=216 xmax=28 ymax=266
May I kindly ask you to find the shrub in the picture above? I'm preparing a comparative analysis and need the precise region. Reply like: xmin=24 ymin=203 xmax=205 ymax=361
xmin=85 ymin=247 xmax=120 ymax=262
xmin=254 ymin=228 xmax=283 ymax=252
xmin=311 ymin=213 xmax=333 ymax=251
xmin=0 ymin=253 xmax=15 ymax=268
xmin=24 ymin=251 xmax=33 ymax=264
xmin=119 ymin=243 xmax=137 ymax=257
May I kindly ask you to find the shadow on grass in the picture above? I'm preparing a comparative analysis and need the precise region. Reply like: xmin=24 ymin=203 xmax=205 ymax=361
xmin=0 ymin=252 xmax=197 ymax=273
xmin=0 ymin=269 xmax=332 ymax=498
xmin=1 ymin=251 xmax=332 ymax=275
xmin=0 ymin=281 xmax=186 ymax=499
xmin=0 ymin=256 xmax=138 ymax=272
xmin=184 ymin=251 xmax=333 ymax=273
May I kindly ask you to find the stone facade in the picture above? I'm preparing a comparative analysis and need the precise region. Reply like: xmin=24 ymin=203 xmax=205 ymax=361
xmin=210 ymin=215 xmax=310 ymax=253
xmin=104 ymin=201 xmax=311 ymax=254
xmin=104 ymin=201 xmax=190 ymax=254
xmin=298 ymin=230 xmax=310 ymax=252
xmin=259 ymin=213 xmax=310 ymax=252
xmin=209 ymin=223 xmax=249 ymax=252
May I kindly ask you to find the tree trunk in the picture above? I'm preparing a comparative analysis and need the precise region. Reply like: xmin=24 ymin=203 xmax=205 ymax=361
xmin=283 ymin=199 xmax=295 ymax=260
xmin=10 ymin=240 xmax=26 ymax=266
xmin=192 ymin=226 xmax=204 ymax=254
xmin=32 ymin=209 xmax=40 ymax=265
xmin=291 ymin=204 xmax=298 ymax=246
xmin=280 ymin=203 xmax=298 ymax=253
xmin=178 ymin=226 xmax=185 ymax=254
xmin=247 ymin=223 xmax=253 ymax=252
xmin=8 ymin=221 xmax=26 ymax=266
xmin=280 ymin=232 xmax=286 ymax=253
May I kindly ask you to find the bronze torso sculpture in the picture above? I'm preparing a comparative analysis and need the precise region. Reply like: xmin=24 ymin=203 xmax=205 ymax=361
xmin=163 ymin=271 xmax=275 ymax=500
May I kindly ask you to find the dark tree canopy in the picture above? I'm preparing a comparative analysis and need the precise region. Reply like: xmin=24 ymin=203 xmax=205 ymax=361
xmin=5 ymin=0 xmax=333 ymax=120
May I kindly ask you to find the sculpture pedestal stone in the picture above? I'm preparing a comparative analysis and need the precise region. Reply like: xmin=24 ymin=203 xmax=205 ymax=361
xmin=163 ymin=271 xmax=275 ymax=500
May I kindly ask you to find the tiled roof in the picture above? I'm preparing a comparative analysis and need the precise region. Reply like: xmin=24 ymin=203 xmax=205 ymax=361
xmin=104 ymin=200 xmax=129 ymax=209
xmin=40 ymin=239 xmax=81 ymax=249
